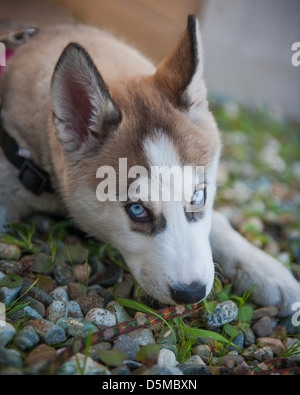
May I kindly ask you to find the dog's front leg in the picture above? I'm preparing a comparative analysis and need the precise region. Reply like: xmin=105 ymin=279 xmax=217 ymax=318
xmin=210 ymin=210 xmax=300 ymax=317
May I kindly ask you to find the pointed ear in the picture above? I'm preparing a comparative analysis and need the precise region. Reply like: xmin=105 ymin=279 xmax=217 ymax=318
xmin=154 ymin=15 xmax=207 ymax=123
xmin=51 ymin=43 xmax=121 ymax=155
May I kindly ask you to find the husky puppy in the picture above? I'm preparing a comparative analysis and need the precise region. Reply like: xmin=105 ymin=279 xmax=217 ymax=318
xmin=0 ymin=16 xmax=299 ymax=315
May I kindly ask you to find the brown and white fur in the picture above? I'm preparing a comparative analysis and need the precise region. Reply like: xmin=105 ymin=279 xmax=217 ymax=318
xmin=0 ymin=16 xmax=299 ymax=316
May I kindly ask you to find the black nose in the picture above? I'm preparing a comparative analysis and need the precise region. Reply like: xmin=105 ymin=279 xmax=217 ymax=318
xmin=170 ymin=282 xmax=206 ymax=304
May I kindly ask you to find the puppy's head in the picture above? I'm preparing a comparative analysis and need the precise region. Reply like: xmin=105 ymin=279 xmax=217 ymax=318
xmin=51 ymin=16 xmax=221 ymax=305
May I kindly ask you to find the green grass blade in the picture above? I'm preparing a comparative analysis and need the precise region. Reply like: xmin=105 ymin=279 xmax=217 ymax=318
xmin=178 ymin=325 xmax=231 ymax=345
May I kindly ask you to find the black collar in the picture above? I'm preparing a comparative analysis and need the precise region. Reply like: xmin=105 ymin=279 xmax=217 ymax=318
xmin=0 ymin=115 xmax=54 ymax=196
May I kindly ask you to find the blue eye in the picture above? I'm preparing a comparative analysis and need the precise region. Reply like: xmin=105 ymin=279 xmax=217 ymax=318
xmin=192 ymin=189 xmax=206 ymax=206
xmin=127 ymin=203 xmax=150 ymax=222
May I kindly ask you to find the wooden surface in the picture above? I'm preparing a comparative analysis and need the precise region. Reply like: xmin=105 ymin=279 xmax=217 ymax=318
xmin=52 ymin=0 xmax=203 ymax=63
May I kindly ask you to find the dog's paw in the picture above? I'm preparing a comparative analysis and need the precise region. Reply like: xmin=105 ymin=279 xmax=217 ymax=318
xmin=211 ymin=211 xmax=300 ymax=317
xmin=230 ymin=248 xmax=300 ymax=317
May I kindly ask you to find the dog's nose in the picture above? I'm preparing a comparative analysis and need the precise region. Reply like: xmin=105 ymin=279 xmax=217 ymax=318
xmin=170 ymin=282 xmax=206 ymax=304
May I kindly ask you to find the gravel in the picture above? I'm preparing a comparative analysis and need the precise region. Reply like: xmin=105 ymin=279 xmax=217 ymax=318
xmin=9 ymin=306 xmax=43 ymax=321
xmin=0 ymin=323 xmax=16 ymax=346
xmin=0 ymin=215 xmax=299 ymax=376
xmin=127 ymin=328 xmax=155 ymax=346
xmin=57 ymin=354 xmax=110 ymax=375
xmin=84 ymin=308 xmax=116 ymax=327
xmin=157 ymin=348 xmax=178 ymax=367
xmin=253 ymin=346 xmax=274 ymax=362
xmin=1 ymin=248 xmax=299 ymax=376
xmin=46 ymin=301 xmax=68 ymax=323
xmin=56 ymin=317 xmax=98 ymax=338
xmin=252 ymin=316 xmax=273 ymax=337
xmin=14 ymin=326 xmax=39 ymax=351
xmin=113 ymin=335 xmax=140 ymax=361
xmin=0 ymin=285 xmax=22 ymax=305
xmin=204 ymin=301 xmax=239 ymax=328
xmin=27 ymin=318 xmax=67 ymax=345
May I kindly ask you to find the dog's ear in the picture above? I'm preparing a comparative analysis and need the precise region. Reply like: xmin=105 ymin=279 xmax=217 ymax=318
xmin=154 ymin=15 xmax=207 ymax=123
xmin=51 ymin=43 xmax=121 ymax=155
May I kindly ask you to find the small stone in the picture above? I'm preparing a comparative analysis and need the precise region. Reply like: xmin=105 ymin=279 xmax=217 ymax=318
xmin=161 ymin=344 xmax=177 ymax=354
xmin=75 ymin=294 xmax=105 ymax=316
xmin=254 ymin=362 xmax=269 ymax=372
xmin=28 ymin=318 xmax=66 ymax=345
xmin=58 ymin=354 xmax=110 ymax=375
xmin=179 ymin=364 xmax=210 ymax=375
xmin=156 ymin=327 xmax=177 ymax=347
xmin=55 ymin=244 xmax=89 ymax=265
xmin=127 ymin=328 xmax=155 ymax=346
xmin=279 ymin=316 xmax=299 ymax=335
xmin=0 ymin=285 xmax=22 ymax=305
xmin=54 ymin=262 xmax=76 ymax=285
xmin=254 ymin=346 xmax=274 ymax=362
xmin=107 ymin=300 xmax=131 ymax=323
xmin=228 ymin=331 xmax=244 ymax=353
xmin=0 ymin=242 xmax=21 ymax=260
xmin=74 ymin=263 xmax=91 ymax=283
xmin=67 ymin=282 xmax=83 ymax=300
xmin=56 ymin=317 xmax=98 ymax=338
xmin=20 ymin=285 xmax=53 ymax=306
xmin=204 ymin=301 xmax=239 ymax=328
xmin=252 ymin=306 xmax=279 ymax=320
xmin=0 ymin=367 xmax=24 ymax=375
xmin=233 ymin=361 xmax=251 ymax=375
xmin=264 ymin=240 xmax=280 ymax=256
xmin=14 ymin=326 xmax=39 ymax=351
xmin=92 ymin=262 xmax=123 ymax=287
xmin=30 ymin=255 xmax=54 ymax=277
xmin=110 ymin=366 xmax=130 ymax=375
xmin=222 ymin=358 xmax=235 ymax=370
xmin=123 ymin=360 xmax=142 ymax=369
xmin=46 ymin=301 xmax=68 ymax=323
xmin=49 ymin=287 xmax=69 ymax=302
xmin=256 ymin=337 xmax=285 ymax=355
xmin=87 ymin=285 xmax=102 ymax=295
xmin=66 ymin=301 xmax=83 ymax=318
xmin=216 ymin=354 xmax=244 ymax=365
xmin=0 ymin=322 xmax=16 ymax=346
xmin=146 ymin=365 xmax=183 ymax=375
xmin=24 ymin=344 xmax=56 ymax=367
xmin=193 ymin=344 xmax=211 ymax=363
xmin=157 ymin=348 xmax=178 ymax=367
xmin=85 ymin=308 xmax=116 ymax=327
xmin=244 ymin=327 xmax=256 ymax=346
xmin=9 ymin=306 xmax=43 ymax=321
xmin=184 ymin=355 xmax=205 ymax=366
xmin=114 ymin=277 xmax=134 ymax=299
xmin=0 ymin=347 xmax=22 ymax=368
xmin=22 ymin=297 xmax=46 ymax=317
xmin=98 ymin=288 xmax=114 ymax=305
xmin=114 ymin=335 xmax=139 ymax=361
xmin=242 ymin=346 xmax=256 ymax=361
xmin=252 ymin=316 xmax=273 ymax=337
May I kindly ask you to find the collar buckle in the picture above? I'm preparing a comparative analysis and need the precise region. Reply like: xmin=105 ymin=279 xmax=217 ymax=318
xmin=19 ymin=159 xmax=48 ymax=196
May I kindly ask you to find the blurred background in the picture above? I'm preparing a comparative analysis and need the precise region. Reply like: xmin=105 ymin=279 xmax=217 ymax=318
xmin=0 ymin=0 xmax=299 ymax=120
